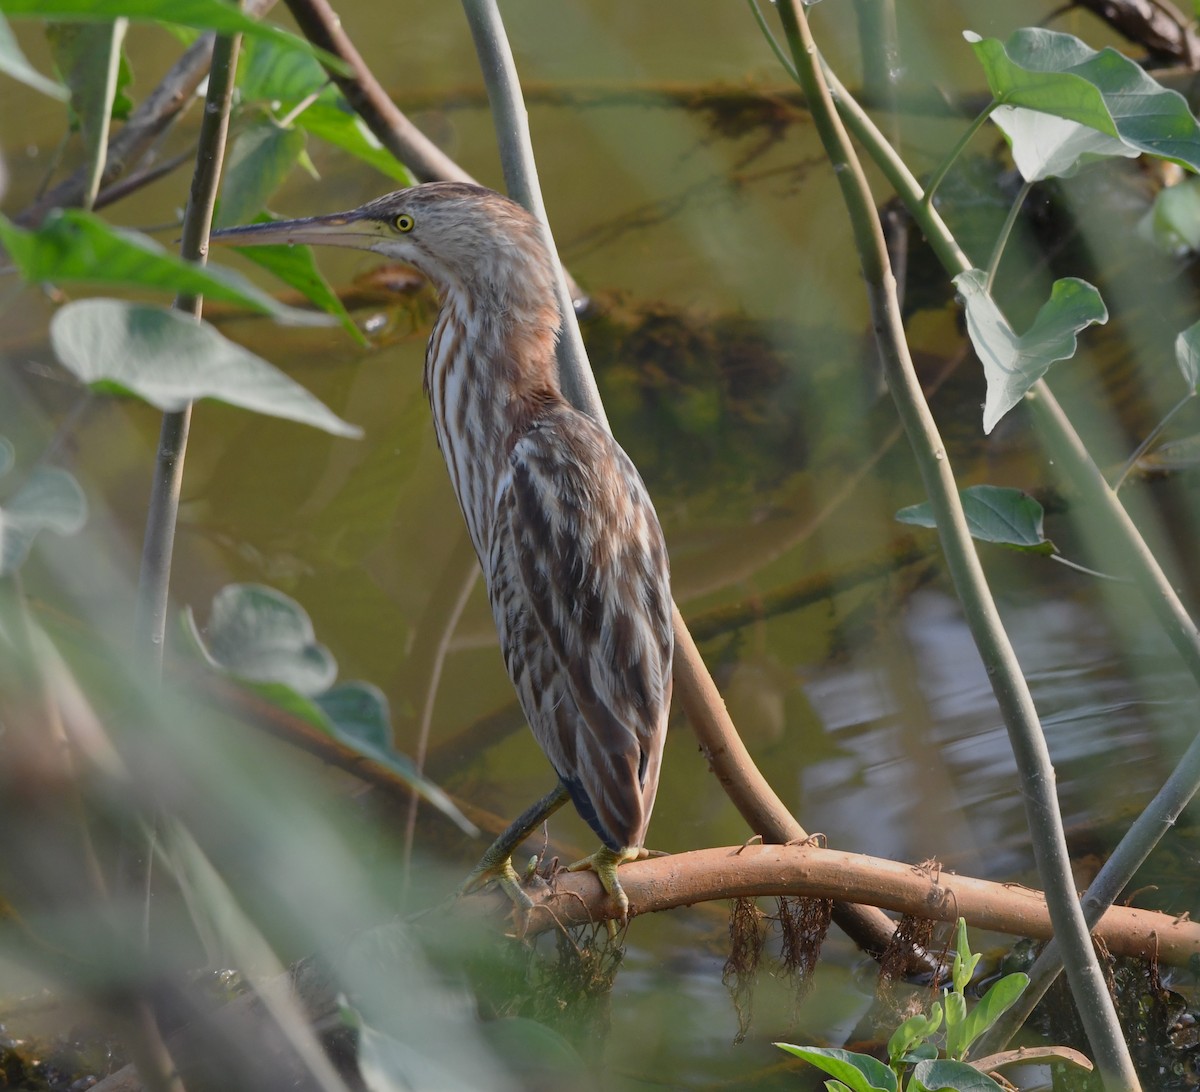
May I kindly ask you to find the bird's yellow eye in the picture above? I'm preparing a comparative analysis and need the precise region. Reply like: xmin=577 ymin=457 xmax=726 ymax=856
xmin=394 ymin=213 xmax=415 ymax=233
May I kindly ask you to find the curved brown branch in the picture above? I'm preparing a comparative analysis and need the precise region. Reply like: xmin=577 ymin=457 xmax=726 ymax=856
xmin=281 ymin=0 xmax=474 ymax=184
xmin=505 ymin=843 xmax=1200 ymax=967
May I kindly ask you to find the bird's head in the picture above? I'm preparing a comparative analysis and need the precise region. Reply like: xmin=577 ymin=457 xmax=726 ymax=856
xmin=212 ymin=181 xmax=559 ymax=326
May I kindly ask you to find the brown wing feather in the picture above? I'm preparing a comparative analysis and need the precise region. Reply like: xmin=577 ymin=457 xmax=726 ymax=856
xmin=486 ymin=405 xmax=672 ymax=850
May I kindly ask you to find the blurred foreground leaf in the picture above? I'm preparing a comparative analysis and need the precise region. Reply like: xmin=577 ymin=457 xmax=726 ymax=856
xmin=1176 ymin=317 xmax=1200 ymax=390
xmin=0 ymin=208 xmax=332 ymax=325
xmin=0 ymin=456 xmax=87 ymax=575
xmin=1139 ymin=178 xmax=1200 ymax=256
xmin=0 ymin=0 xmax=348 ymax=72
xmin=896 ymin=485 xmax=1055 ymax=555
xmin=50 ymin=300 xmax=362 ymax=437
xmin=954 ymin=269 xmax=1107 ymax=433
xmin=1135 ymin=434 xmax=1200 ymax=472
xmin=186 ymin=583 xmax=338 ymax=694
xmin=0 ymin=13 xmax=66 ymax=98
xmin=185 ymin=585 xmax=477 ymax=834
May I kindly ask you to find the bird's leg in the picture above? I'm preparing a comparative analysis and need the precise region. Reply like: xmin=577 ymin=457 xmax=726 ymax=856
xmin=459 ymin=783 xmax=571 ymax=909
xmin=566 ymin=845 xmax=643 ymax=919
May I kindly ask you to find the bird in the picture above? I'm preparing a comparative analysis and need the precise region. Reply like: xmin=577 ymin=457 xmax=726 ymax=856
xmin=212 ymin=182 xmax=674 ymax=918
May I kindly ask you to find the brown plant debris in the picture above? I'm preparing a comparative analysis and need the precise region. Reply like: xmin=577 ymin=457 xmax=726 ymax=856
xmin=775 ymin=895 xmax=833 ymax=1011
xmin=722 ymin=897 xmax=766 ymax=1045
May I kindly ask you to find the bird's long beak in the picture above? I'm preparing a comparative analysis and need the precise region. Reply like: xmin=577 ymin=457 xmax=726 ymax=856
xmin=211 ymin=209 xmax=388 ymax=251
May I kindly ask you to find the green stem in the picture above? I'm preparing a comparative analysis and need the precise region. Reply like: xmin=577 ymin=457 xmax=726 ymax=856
xmin=825 ymin=55 xmax=1200 ymax=1051
xmin=133 ymin=32 xmax=241 ymax=665
xmin=985 ymin=179 xmax=1032 ymax=294
xmin=922 ymin=100 xmax=997 ymax=209
xmin=1111 ymin=390 xmax=1196 ymax=492
xmin=460 ymin=0 xmax=600 ymax=424
xmin=747 ymin=0 xmax=798 ymax=80
xmin=776 ymin=5 xmax=1140 ymax=1088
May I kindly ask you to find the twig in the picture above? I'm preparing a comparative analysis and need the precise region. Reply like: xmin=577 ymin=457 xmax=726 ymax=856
xmin=501 ymin=842 xmax=1200 ymax=964
xmin=282 ymin=0 xmax=471 ymax=184
xmin=401 ymin=562 xmax=478 ymax=890
xmin=133 ymin=32 xmax=241 ymax=661
xmin=775 ymin=4 xmax=1140 ymax=1088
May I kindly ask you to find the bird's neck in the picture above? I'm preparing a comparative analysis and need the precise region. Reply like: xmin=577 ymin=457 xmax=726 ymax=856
xmin=423 ymin=287 xmax=562 ymax=561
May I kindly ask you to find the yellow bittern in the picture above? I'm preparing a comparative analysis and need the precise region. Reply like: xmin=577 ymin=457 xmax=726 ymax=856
xmin=214 ymin=183 xmax=673 ymax=917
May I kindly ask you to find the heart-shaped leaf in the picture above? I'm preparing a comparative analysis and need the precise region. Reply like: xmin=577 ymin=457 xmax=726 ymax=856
xmin=954 ymin=269 xmax=1107 ymax=433
xmin=990 ymin=106 xmax=1136 ymax=181
xmin=967 ymin=28 xmax=1200 ymax=172
xmin=315 ymin=683 xmax=477 ymax=834
xmin=896 ymin=485 xmax=1055 ymax=554
xmin=184 ymin=583 xmax=337 ymax=695
xmin=50 ymin=299 xmax=361 ymax=437
xmin=0 ymin=465 xmax=87 ymax=575
xmin=910 ymin=1057 xmax=1006 ymax=1092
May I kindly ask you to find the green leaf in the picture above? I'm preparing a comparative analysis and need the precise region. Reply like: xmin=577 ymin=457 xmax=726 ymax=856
xmin=0 ymin=208 xmax=332 ymax=326
xmin=1176 ymin=318 xmax=1200 ymax=390
xmin=0 ymin=465 xmax=87 ymax=574
xmin=0 ymin=13 xmax=66 ymax=98
xmin=216 ymin=122 xmax=307 ymax=229
xmin=952 ymin=918 xmax=981 ymax=995
xmin=237 ymin=34 xmax=325 ymax=104
xmin=990 ymin=106 xmax=1136 ymax=181
xmin=944 ymin=991 xmax=969 ymax=1060
xmin=955 ymin=973 xmax=1029 ymax=1059
xmin=774 ymin=1046 xmax=897 ymax=1092
xmin=232 ymin=218 xmax=366 ymax=345
xmin=0 ymin=0 xmax=348 ymax=74
xmin=314 ymin=683 xmax=477 ymax=834
xmin=826 ymin=1084 xmax=856 ymax=1092
xmin=184 ymin=583 xmax=337 ymax=695
xmin=294 ymin=100 xmax=414 ymax=184
xmin=183 ymin=595 xmax=478 ymax=842
xmin=910 ymin=1057 xmax=1006 ymax=1092
xmin=49 ymin=300 xmax=362 ymax=438
xmin=965 ymin=30 xmax=1117 ymax=134
xmin=896 ymin=485 xmax=1055 ymax=554
xmin=1138 ymin=178 xmax=1200 ymax=256
xmin=887 ymin=1006 xmax=943 ymax=1064
xmin=47 ymin=19 xmax=130 ymax=209
xmin=954 ymin=268 xmax=1107 ymax=433
xmin=967 ymin=28 xmax=1200 ymax=173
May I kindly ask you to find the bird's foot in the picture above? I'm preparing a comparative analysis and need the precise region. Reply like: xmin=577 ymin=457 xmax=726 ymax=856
xmin=458 ymin=851 xmax=535 ymax=915
xmin=566 ymin=845 xmax=641 ymax=926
